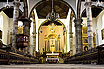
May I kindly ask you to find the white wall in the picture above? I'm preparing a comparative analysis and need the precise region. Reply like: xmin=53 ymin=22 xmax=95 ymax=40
xmin=72 ymin=18 xmax=76 ymax=55
xmin=2 ymin=11 xmax=8 ymax=45
xmin=0 ymin=13 xmax=3 ymax=31
xmin=0 ymin=11 xmax=13 ymax=45
xmin=82 ymin=10 xmax=104 ymax=46
xmin=96 ymin=10 xmax=104 ymax=45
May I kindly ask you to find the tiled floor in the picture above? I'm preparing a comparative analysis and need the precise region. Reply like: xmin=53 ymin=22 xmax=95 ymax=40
xmin=0 ymin=64 xmax=104 ymax=69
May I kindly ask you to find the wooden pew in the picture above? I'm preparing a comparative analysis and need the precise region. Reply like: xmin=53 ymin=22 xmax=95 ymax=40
xmin=65 ymin=44 xmax=104 ymax=64
xmin=0 ymin=47 xmax=39 ymax=64
xmin=0 ymin=49 xmax=9 ymax=64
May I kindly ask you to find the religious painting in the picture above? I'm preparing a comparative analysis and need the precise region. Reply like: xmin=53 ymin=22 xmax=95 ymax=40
xmin=101 ymin=29 xmax=104 ymax=40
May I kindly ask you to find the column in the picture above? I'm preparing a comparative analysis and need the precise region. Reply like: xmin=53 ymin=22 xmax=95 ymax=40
xmin=85 ymin=0 xmax=93 ymax=49
xmin=23 ymin=22 xmax=30 ymax=35
xmin=22 ymin=0 xmax=31 ymax=54
xmin=23 ymin=0 xmax=30 ymax=35
xmin=69 ymin=12 xmax=74 ymax=56
xmin=32 ymin=11 xmax=36 ymax=56
xmin=74 ymin=18 xmax=83 ymax=53
xmin=23 ymin=0 xmax=28 ymax=17
xmin=12 ymin=0 xmax=20 ymax=49
xmin=23 ymin=20 xmax=31 ymax=54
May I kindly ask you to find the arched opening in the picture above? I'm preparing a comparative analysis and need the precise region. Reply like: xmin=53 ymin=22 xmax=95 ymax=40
xmin=38 ymin=20 xmax=66 ymax=63
xmin=39 ymin=20 xmax=66 ymax=52
xmin=29 ymin=0 xmax=76 ymax=63
xmin=81 ymin=5 xmax=104 ymax=51
xmin=0 ymin=7 xmax=22 ymax=45
xmin=29 ymin=0 xmax=76 ymax=18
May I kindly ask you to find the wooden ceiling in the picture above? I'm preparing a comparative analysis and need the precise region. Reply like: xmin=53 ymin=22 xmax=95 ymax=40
xmin=36 ymin=0 xmax=69 ymax=19
xmin=0 ymin=0 xmax=23 ymax=2
xmin=0 ymin=0 xmax=103 ymax=2
xmin=0 ymin=0 xmax=103 ymax=18
xmin=35 ymin=0 xmax=104 ymax=19
xmin=81 ymin=0 xmax=104 ymax=2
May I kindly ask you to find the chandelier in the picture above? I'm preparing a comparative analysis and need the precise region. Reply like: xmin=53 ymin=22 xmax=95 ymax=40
xmin=46 ymin=0 xmax=59 ymax=21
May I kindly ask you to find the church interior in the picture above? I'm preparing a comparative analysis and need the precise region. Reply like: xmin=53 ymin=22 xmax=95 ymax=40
xmin=0 ymin=0 xmax=104 ymax=65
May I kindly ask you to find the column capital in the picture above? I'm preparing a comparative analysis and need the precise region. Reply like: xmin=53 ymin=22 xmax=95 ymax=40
xmin=74 ymin=18 xmax=83 ymax=23
xmin=13 ymin=0 xmax=21 ymax=7
xmin=69 ymin=33 xmax=73 ymax=38
xmin=84 ymin=2 xmax=92 ymax=7
xmin=23 ymin=19 xmax=31 ymax=27
xmin=32 ymin=32 xmax=36 ymax=37
xmin=69 ymin=32 xmax=73 ymax=34
xmin=74 ymin=18 xmax=83 ymax=27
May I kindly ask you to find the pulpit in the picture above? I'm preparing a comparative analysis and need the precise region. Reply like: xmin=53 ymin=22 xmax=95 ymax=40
xmin=16 ymin=34 xmax=29 ymax=49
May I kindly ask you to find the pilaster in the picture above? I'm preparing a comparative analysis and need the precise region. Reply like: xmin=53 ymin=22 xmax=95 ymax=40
xmin=32 ymin=11 xmax=36 ymax=56
xmin=69 ymin=12 xmax=74 ymax=56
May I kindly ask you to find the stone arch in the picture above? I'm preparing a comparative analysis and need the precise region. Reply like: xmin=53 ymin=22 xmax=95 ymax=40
xmin=0 ymin=6 xmax=22 ymax=45
xmin=38 ymin=19 xmax=67 ymax=53
xmin=0 ymin=6 xmax=22 ymax=18
xmin=38 ymin=20 xmax=66 ymax=32
xmin=29 ymin=0 xmax=76 ymax=18
xmin=29 ymin=0 xmax=76 ymax=53
xmin=81 ymin=5 xmax=104 ymax=18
